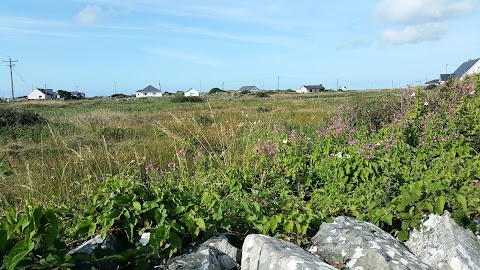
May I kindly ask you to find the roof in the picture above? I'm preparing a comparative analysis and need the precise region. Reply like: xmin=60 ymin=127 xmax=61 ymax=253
xmin=439 ymin=74 xmax=453 ymax=81
xmin=37 ymin=88 xmax=56 ymax=96
xmin=452 ymin=58 xmax=480 ymax=78
xmin=238 ymin=86 xmax=258 ymax=91
xmin=425 ymin=79 xmax=440 ymax=85
xmin=303 ymin=85 xmax=324 ymax=90
xmin=136 ymin=85 xmax=161 ymax=93
xmin=186 ymin=88 xmax=198 ymax=92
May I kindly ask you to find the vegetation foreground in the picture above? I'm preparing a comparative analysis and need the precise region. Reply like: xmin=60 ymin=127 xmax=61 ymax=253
xmin=0 ymin=78 xmax=479 ymax=269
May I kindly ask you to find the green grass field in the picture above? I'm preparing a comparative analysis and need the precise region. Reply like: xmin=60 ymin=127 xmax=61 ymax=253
xmin=0 ymin=90 xmax=400 ymax=208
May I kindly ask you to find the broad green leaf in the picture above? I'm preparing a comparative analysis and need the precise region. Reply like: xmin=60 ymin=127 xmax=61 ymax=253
xmin=168 ymin=231 xmax=182 ymax=249
xmin=196 ymin=218 xmax=206 ymax=231
xmin=426 ymin=202 xmax=434 ymax=213
xmin=253 ymin=202 xmax=261 ymax=213
xmin=142 ymin=201 xmax=159 ymax=212
xmin=456 ymin=194 xmax=467 ymax=212
xmin=436 ymin=196 xmax=445 ymax=215
xmin=397 ymin=230 xmax=409 ymax=241
xmin=284 ymin=220 xmax=294 ymax=233
xmin=133 ymin=201 xmax=142 ymax=212
xmin=427 ymin=182 xmax=444 ymax=192
xmin=2 ymin=239 xmax=34 ymax=270
xmin=44 ymin=226 xmax=58 ymax=247
xmin=174 ymin=206 xmax=186 ymax=215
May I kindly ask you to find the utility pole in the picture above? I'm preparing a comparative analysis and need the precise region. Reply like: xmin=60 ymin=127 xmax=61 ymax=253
xmin=158 ymin=80 xmax=161 ymax=91
xmin=222 ymin=81 xmax=224 ymax=90
xmin=3 ymin=57 xmax=18 ymax=99
xmin=277 ymin=76 xmax=279 ymax=91
xmin=114 ymin=82 xmax=117 ymax=94
xmin=392 ymin=80 xmax=394 ymax=89
xmin=336 ymin=78 xmax=339 ymax=91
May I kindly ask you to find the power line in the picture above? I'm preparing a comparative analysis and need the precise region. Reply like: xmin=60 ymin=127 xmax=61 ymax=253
xmin=3 ymin=57 xmax=18 ymax=99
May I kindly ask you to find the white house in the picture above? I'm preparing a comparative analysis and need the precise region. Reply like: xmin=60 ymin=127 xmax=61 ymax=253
xmin=184 ymin=88 xmax=200 ymax=97
xmin=27 ymin=88 xmax=56 ymax=100
xmin=136 ymin=85 xmax=162 ymax=98
xmin=296 ymin=85 xmax=325 ymax=93
xmin=426 ymin=58 xmax=479 ymax=86
xmin=452 ymin=58 xmax=480 ymax=80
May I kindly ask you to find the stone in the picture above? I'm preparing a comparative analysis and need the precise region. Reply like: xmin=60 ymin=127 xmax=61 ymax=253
xmin=310 ymin=216 xmax=435 ymax=270
xmin=406 ymin=211 xmax=480 ymax=270
xmin=168 ymin=234 xmax=241 ymax=270
xmin=68 ymin=233 xmax=124 ymax=270
xmin=241 ymin=234 xmax=337 ymax=270
xmin=68 ymin=233 xmax=123 ymax=255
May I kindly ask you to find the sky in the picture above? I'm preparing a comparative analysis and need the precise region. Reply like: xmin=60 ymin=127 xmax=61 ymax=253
xmin=0 ymin=0 xmax=479 ymax=97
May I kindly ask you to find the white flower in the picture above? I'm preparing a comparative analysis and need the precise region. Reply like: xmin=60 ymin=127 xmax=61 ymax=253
xmin=411 ymin=92 xmax=416 ymax=97
xmin=335 ymin=152 xmax=343 ymax=158
xmin=284 ymin=178 xmax=290 ymax=184
xmin=282 ymin=139 xmax=288 ymax=144
xmin=424 ymin=102 xmax=429 ymax=106
xmin=470 ymin=91 xmax=475 ymax=95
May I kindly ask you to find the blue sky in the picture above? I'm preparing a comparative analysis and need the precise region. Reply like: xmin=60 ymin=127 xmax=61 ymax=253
xmin=0 ymin=0 xmax=479 ymax=97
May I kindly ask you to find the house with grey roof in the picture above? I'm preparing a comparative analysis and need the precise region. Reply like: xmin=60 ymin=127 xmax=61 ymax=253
xmin=296 ymin=84 xmax=325 ymax=93
xmin=136 ymin=84 xmax=162 ymax=98
xmin=238 ymin=86 xmax=260 ymax=92
xmin=426 ymin=58 xmax=480 ymax=86
xmin=184 ymin=88 xmax=200 ymax=97
xmin=27 ymin=88 xmax=57 ymax=100
xmin=452 ymin=58 xmax=480 ymax=80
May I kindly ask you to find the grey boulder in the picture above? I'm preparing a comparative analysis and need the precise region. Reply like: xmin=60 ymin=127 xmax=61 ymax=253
xmin=406 ymin=211 xmax=480 ymax=270
xmin=310 ymin=216 xmax=435 ymax=270
xmin=168 ymin=234 xmax=241 ymax=270
xmin=241 ymin=234 xmax=337 ymax=270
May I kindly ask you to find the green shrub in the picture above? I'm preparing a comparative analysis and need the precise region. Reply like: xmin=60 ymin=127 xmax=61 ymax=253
xmin=0 ymin=108 xmax=47 ymax=127
xmin=255 ymin=92 xmax=270 ymax=98
xmin=171 ymin=96 xmax=203 ymax=103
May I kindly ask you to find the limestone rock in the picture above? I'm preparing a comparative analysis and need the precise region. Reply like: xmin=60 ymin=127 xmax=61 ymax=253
xmin=68 ymin=234 xmax=124 ymax=270
xmin=68 ymin=233 xmax=123 ymax=255
xmin=168 ymin=234 xmax=241 ymax=270
xmin=241 ymin=234 xmax=336 ymax=270
xmin=406 ymin=211 xmax=480 ymax=270
xmin=310 ymin=216 xmax=435 ymax=270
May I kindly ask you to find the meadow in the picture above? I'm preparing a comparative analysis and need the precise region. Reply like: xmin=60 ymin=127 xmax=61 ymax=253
xmin=0 ymin=79 xmax=479 ymax=269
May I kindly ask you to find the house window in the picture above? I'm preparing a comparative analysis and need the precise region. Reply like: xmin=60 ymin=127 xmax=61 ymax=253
xmin=144 ymin=93 xmax=147 ymax=96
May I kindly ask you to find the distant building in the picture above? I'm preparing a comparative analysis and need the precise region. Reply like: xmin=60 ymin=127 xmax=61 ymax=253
xmin=426 ymin=58 xmax=480 ymax=86
xmin=238 ymin=86 xmax=260 ymax=92
xmin=296 ymin=85 xmax=325 ymax=93
xmin=27 ymin=88 xmax=56 ymax=100
xmin=452 ymin=58 xmax=480 ymax=80
xmin=70 ymin=91 xmax=86 ymax=99
xmin=184 ymin=88 xmax=200 ymax=97
xmin=136 ymin=85 xmax=162 ymax=98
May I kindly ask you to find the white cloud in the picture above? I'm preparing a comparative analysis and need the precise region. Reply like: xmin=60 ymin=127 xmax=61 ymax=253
xmin=374 ymin=0 xmax=476 ymax=46
xmin=379 ymin=23 xmax=445 ymax=45
xmin=375 ymin=0 xmax=476 ymax=24
xmin=75 ymin=5 xmax=103 ymax=26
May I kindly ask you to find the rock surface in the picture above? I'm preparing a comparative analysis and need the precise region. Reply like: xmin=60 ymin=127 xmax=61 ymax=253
xmin=68 ymin=233 xmax=123 ymax=255
xmin=310 ymin=216 xmax=435 ymax=270
xmin=168 ymin=234 xmax=241 ymax=270
xmin=406 ymin=211 xmax=480 ymax=270
xmin=241 ymin=234 xmax=337 ymax=270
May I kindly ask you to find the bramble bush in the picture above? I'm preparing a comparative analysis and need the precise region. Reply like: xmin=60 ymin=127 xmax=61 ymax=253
xmin=1 ymin=75 xmax=479 ymax=268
